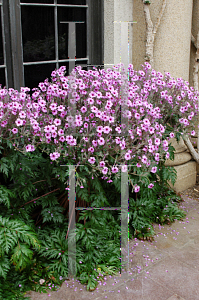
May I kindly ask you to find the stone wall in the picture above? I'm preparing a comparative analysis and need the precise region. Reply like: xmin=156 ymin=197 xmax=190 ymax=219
xmin=165 ymin=137 xmax=197 ymax=193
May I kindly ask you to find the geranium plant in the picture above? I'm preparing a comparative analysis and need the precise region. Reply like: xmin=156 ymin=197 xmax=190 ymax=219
xmin=0 ymin=62 xmax=198 ymax=193
xmin=0 ymin=61 xmax=198 ymax=296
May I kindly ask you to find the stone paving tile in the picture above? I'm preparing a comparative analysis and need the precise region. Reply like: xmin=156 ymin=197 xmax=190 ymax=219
xmin=25 ymin=279 xmax=106 ymax=300
xmin=73 ymin=274 xmax=175 ymax=300
xmin=166 ymin=295 xmax=186 ymax=300
xmin=178 ymin=196 xmax=199 ymax=210
xmin=193 ymin=234 xmax=199 ymax=246
xmin=168 ymin=244 xmax=199 ymax=271
xmin=144 ymin=255 xmax=199 ymax=300
xmin=151 ymin=228 xmax=192 ymax=251
xmin=150 ymin=202 xmax=199 ymax=253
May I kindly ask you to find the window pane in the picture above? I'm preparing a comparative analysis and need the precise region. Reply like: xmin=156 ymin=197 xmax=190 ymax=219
xmin=58 ymin=7 xmax=86 ymax=60
xmin=24 ymin=63 xmax=56 ymax=89
xmin=0 ymin=68 xmax=6 ymax=88
xmin=21 ymin=6 xmax=55 ymax=62
xmin=20 ymin=0 xmax=54 ymax=3
xmin=57 ymin=0 xmax=86 ymax=4
xmin=0 ymin=10 xmax=4 ymax=65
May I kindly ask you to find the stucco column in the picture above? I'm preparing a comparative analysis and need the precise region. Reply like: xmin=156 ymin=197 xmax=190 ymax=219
xmin=133 ymin=0 xmax=193 ymax=82
xmin=104 ymin=0 xmax=134 ymax=71
xmin=153 ymin=0 xmax=193 ymax=82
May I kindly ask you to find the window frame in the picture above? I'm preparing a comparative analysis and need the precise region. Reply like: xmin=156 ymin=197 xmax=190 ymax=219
xmin=1 ymin=0 xmax=104 ymax=91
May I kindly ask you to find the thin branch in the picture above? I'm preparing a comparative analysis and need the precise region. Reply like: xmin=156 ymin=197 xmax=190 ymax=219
xmin=193 ymin=62 xmax=199 ymax=91
xmin=32 ymin=178 xmax=57 ymax=185
xmin=197 ymin=31 xmax=199 ymax=49
xmin=143 ymin=0 xmax=167 ymax=67
xmin=153 ymin=0 xmax=167 ymax=36
xmin=182 ymin=134 xmax=199 ymax=164
xmin=19 ymin=188 xmax=60 ymax=208
xmin=191 ymin=33 xmax=197 ymax=48
xmin=191 ymin=30 xmax=199 ymax=154
xmin=143 ymin=1 xmax=153 ymax=33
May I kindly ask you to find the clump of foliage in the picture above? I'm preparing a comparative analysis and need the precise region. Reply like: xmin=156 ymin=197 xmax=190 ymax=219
xmin=0 ymin=137 xmax=186 ymax=299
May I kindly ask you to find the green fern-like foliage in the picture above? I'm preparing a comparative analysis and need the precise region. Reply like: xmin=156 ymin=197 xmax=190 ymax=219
xmin=0 ymin=137 xmax=188 ymax=295
xmin=0 ymin=216 xmax=41 ymax=276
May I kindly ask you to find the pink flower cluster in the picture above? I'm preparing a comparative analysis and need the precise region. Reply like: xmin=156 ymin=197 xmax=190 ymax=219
xmin=0 ymin=63 xmax=198 ymax=192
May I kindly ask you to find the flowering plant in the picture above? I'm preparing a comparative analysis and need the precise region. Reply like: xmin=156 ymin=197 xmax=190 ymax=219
xmin=0 ymin=62 xmax=198 ymax=192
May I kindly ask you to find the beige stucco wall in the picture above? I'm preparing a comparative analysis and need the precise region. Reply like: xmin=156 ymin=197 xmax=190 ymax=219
xmin=132 ymin=0 xmax=193 ymax=82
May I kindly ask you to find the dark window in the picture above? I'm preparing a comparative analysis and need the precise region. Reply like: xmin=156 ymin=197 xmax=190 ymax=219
xmin=24 ymin=63 xmax=56 ymax=88
xmin=21 ymin=6 xmax=55 ymax=62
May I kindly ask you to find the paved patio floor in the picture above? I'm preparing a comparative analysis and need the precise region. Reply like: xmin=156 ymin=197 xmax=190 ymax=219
xmin=24 ymin=194 xmax=199 ymax=300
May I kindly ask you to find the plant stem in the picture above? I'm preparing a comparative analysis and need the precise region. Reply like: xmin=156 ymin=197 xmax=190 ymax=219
xmin=19 ymin=188 xmax=60 ymax=208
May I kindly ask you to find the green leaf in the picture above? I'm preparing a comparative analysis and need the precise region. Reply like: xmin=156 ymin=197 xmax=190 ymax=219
xmin=0 ymin=157 xmax=9 ymax=177
xmin=0 ymin=255 xmax=11 ymax=279
xmin=0 ymin=216 xmax=41 ymax=256
xmin=0 ymin=185 xmax=16 ymax=209
xmin=10 ymin=243 xmax=33 ymax=271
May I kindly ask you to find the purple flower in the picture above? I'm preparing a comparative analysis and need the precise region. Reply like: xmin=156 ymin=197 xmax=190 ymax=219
xmin=50 ymin=103 xmax=57 ymax=110
xmin=15 ymin=118 xmax=23 ymax=126
xmin=170 ymin=132 xmax=175 ymax=138
xmin=102 ymin=167 xmax=108 ymax=175
xmin=148 ymin=183 xmax=154 ymax=189
xmin=125 ymin=152 xmax=131 ymax=160
xmin=88 ymin=157 xmax=96 ymax=164
xmin=25 ymin=144 xmax=32 ymax=152
xmin=99 ymin=161 xmax=105 ymax=167
xmin=191 ymin=130 xmax=195 ymax=136
xmin=50 ymin=152 xmax=60 ymax=161
xmin=103 ymin=126 xmax=111 ymax=134
xmin=134 ymin=185 xmax=140 ymax=193
xmin=12 ymin=128 xmax=18 ymax=134
xmin=54 ymin=118 xmax=61 ymax=126
xmin=58 ymin=129 xmax=64 ymax=136
xmin=88 ymin=147 xmax=94 ymax=153
xmin=154 ymin=138 xmax=160 ymax=146
xmin=98 ymin=137 xmax=105 ymax=146
xmin=111 ymin=166 xmax=119 ymax=173
xmin=59 ymin=136 xmax=65 ymax=142
xmin=155 ymin=153 xmax=159 ymax=162
xmin=141 ymin=155 xmax=147 ymax=164
xmin=151 ymin=166 xmax=157 ymax=173
xmin=149 ymin=127 xmax=155 ymax=134
xmin=45 ymin=132 xmax=51 ymax=139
